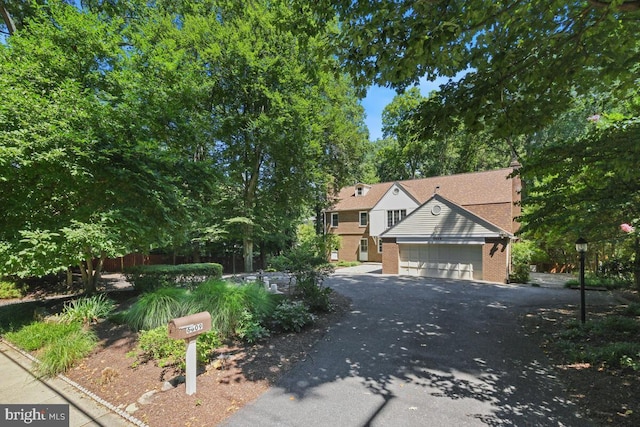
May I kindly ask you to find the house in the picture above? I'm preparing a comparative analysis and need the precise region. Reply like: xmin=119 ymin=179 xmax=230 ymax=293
xmin=324 ymin=162 xmax=522 ymax=283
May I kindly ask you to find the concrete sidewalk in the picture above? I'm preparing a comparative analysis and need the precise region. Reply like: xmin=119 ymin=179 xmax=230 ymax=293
xmin=0 ymin=340 xmax=141 ymax=427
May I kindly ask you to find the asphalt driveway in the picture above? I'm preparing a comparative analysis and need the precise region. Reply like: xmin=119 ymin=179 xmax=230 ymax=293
xmin=224 ymin=271 xmax=616 ymax=426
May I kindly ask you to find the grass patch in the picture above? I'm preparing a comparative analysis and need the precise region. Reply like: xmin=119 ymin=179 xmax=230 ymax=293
xmin=37 ymin=328 xmax=97 ymax=377
xmin=5 ymin=321 xmax=83 ymax=351
xmin=0 ymin=302 xmax=39 ymax=333
xmin=0 ymin=280 xmax=26 ymax=299
xmin=4 ymin=321 xmax=97 ymax=377
xmin=190 ymin=280 xmax=276 ymax=340
xmin=335 ymin=261 xmax=360 ymax=268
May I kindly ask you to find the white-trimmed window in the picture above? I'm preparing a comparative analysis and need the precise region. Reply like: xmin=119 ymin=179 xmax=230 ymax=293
xmin=386 ymin=209 xmax=407 ymax=228
xmin=356 ymin=187 xmax=363 ymax=196
xmin=330 ymin=212 xmax=339 ymax=227
xmin=378 ymin=239 xmax=383 ymax=253
xmin=359 ymin=211 xmax=368 ymax=227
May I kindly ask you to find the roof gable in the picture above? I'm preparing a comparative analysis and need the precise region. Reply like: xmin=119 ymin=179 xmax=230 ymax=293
xmin=327 ymin=167 xmax=517 ymax=212
xmin=371 ymin=182 xmax=420 ymax=210
xmin=380 ymin=194 xmax=512 ymax=241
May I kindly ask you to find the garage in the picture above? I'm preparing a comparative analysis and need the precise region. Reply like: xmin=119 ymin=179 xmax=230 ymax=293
xmin=398 ymin=243 xmax=483 ymax=280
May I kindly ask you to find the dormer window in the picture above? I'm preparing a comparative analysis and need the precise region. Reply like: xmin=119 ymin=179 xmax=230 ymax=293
xmin=355 ymin=183 xmax=370 ymax=197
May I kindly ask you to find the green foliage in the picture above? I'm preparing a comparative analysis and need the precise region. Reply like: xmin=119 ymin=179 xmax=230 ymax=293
xmin=190 ymin=280 xmax=275 ymax=340
xmin=307 ymin=1 xmax=639 ymax=139
xmin=0 ymin=280 xmax=25 ymax=299
xmin=335 ymin=261 xmax=360 ymax=268
xmin=556 ymin=315 xmax=640 ymax=369
xmin=272 ymin=300 xmax=314 ymax=333
xmin=124 ymin=263 xmax=223 ymax=292
xmin=564 ymin=274 xmax=631 ymax=290
xmin=134 ymin=327 xmax=221 ymax=370
xmin=0 ymin=302 xmax=38 ymax=333
xmin=5 ymin=321 xmax=83 ymax=351
xmin=37 ymin=328 xmax=97 ymax=377
xmin=123 ymin=287 xmax=194 ymax=331
xmin=59 ymin=294 xmax=115 ymax=325
xmin=4 ymin=319 xmax=97 ymax=377
xmin=295 ymin=270 xmax=334 ymax=313
xmin=620 ymin=353 xmax=640 ymax=371
xmin=509 ymin=241 xmax=537 ymax=284
xmin=136 ymin=326 xmax=187 ymax=369
xmin=623 ymin=303 xmax=640 ymax=317
xmin=236 ymin=310 xmax=271 ymax=344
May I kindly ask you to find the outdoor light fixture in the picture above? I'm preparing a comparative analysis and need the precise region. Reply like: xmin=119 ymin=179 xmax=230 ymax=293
xmin=575 ymin=237 xmax=588 ymax=324
xmin=575 ymin=237 xmax=588 ymax=253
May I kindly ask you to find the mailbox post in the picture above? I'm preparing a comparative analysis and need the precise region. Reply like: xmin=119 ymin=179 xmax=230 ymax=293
xmin=168 ymin=312 xmax=212 ymax=395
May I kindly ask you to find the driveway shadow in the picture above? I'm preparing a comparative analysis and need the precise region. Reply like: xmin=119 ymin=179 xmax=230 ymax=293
xmin=225 ymin=274 xmax=603 ymax=426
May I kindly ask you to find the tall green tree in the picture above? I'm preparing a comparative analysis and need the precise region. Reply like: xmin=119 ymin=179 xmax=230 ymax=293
xmin=0 ymin=1 xmax=216 ymax=291
xmin=306 ymin=0 xmax=640 ymax=138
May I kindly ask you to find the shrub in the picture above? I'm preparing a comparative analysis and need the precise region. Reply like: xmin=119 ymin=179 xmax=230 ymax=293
xmin=0 ymin=280 xmax=26 ymax=299
xmin=565 ymin=274 xmax=631 ymax=290
xmin=510 ymin=241 xmax=537 ymax=283
xmin=136 ymin=326 xmax=188 ymax=368
xmin=60 ymin=294 xmax=115 ymax=325
xmin=236 ymin=310 xmax=270 ymax=343
xmin=123 ymin=287 xmax=195 ymax=331
xmin=134 ymin=327 xmax=221 ymax=370
xmin=125 ymin=263 xmax=223 ymax=292
xmin=272 ymin=300 xmax=314 ymax=332
xmin=295 ymin=267 xmax=334 ymax=313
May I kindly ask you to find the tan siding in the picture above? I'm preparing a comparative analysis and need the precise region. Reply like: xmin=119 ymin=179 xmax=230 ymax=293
xmin=386 ymin=199 xmax=496 ymax=237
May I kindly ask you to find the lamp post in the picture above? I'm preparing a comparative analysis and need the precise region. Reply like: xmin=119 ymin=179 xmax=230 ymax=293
xmin=575 ymin=237 xmax=588 ymax=324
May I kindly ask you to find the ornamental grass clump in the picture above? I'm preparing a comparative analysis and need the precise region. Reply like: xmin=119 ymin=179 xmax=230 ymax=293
xmin=5 ymin=321 xmax=97 ymax=377
xmin=123 ymin=287 xmax=195 ymax=331
xmin=60 ymin=294 xmax=115 ymax=325
xmin=190 ymin=279 xmax=276 ymax=340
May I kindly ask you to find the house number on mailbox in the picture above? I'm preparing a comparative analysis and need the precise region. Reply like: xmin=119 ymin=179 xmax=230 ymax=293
xmin=181 ymin=323 xmax=204 ymax=335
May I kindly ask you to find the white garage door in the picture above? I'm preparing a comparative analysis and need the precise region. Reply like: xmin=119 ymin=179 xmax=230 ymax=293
xmin=399 ymin=244 xmax=482 ymax=280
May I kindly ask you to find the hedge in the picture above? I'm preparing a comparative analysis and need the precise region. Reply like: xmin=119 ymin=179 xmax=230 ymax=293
xmin=124 ymin=263 xmax=223 ymax=292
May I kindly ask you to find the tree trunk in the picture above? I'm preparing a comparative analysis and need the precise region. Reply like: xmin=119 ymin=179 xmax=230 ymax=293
xmin=243 ymin=228 xmax=253 ymax=273
xmin=82 ymin=250 xmax=97 ymax=294
xmin=0 ymin=1 xmax=17 ymax=35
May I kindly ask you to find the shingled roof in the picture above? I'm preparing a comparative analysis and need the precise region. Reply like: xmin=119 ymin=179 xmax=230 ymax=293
xmin=327 ymin=167 xmax=516 ymax=212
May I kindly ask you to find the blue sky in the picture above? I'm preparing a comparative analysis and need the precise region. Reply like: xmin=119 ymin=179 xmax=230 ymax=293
xmin=361 ymin=74 xmax=464 ymax=141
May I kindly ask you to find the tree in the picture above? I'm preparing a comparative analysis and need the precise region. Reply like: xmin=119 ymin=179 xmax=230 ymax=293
xmin=306 ymin=0 xmax=640 ymax=138
xmin=520 ymin=109 xmax=640 ymax=289
xmin=0 ymin=1 xmax=216 ymax=291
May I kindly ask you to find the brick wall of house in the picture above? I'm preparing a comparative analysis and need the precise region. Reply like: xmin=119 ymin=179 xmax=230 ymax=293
xmin=482 ymin=238 xmax=509 ymax=283
xmin=337 ymin=234 xmax=360 ymax=262
xmin=326 ymin=210 xmax=367 ymax=235
xmin=382 ymin=239 xmax=399 ymax=274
